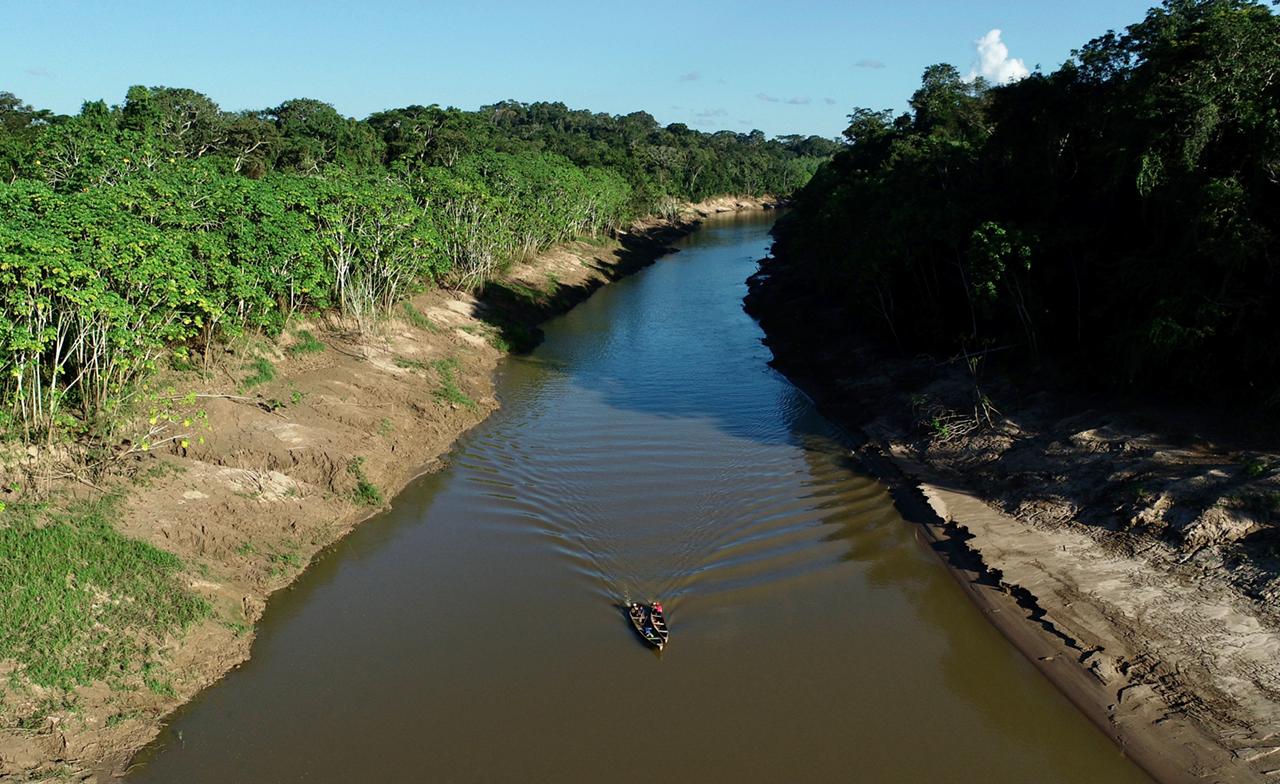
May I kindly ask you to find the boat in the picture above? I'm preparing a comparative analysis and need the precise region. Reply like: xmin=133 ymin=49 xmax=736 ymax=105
xmin=649 ymin=602 xmax=669 ymax=648
xmin=626 ymin=601 xmax=670 ymax=650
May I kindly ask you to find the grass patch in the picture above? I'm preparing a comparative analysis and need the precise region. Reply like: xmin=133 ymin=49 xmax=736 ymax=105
xmin=432 ymin=358 xmax=477 ymax=410
xmin=1244 ymin=457 xmax=1272 ymax=479
xmin=270 ymin=551 xmax=303 ymax=569
xmin=285 ymin=329 xmax=326 ymax=356
xmin=460 ymin=325 xmax=505 ymax=352
xmin=463 ymin=320 xmax=537 ymax=353
xmin=378 ymin=417 xmax=394 ymax=436
xmin=1235 ymin=491 xmax=1280 ymax=518
xmin=347 ymin=458 xmax=383 ymax=506
xmin=575 ymin=233 xmax=612 ymax=247
xmin=167 ymin=347 xmax=199 ymax=373
xmin=141 ymin=661 xmax=175 ymax=698
xmin=486 ymin=332 xmax=512 ymax=352
xmin=15 ymin=695 xmax=79 ymax=732
xmin=496 ymin=319 xmax=535 ymax=352
xmin=401 ymin=302 xmax=438 ymax=332
xmin=105 ymin=709 xmax=141 ymax=728
xmin=132 ymin=460 xmax=186 ymax=488
xmin=220 ymin=618 xmax=252 ymax=638
xmin=31 ymin=764 xmax=76 ymax=782
xmin=0 ymin=497 xmax=210 ymax=691
xmin=267 ymin=549 xmax=304 ymax=579
xmin=1267 ymin=492 xmax=1280 ymax=516
xmin=504 ymin=282 xmax=543 ymax=303
xmin=394 ymin=357 xmax=427 ymax=372
xmin=240 ymin=357 xmax=276 ymax=390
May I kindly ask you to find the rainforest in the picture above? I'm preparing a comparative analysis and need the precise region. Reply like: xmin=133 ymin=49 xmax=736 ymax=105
xmin=4 ymin=2 xmax=1280 ymax=783
xmin=0 ymin=90 xmax=835 ymax=441
xmin=770 ymin=0 xmax=1280 ymax=403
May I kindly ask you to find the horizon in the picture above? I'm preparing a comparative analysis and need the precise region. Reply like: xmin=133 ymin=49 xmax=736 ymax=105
xmin=6 ymin=0 xmax=1161 ymax=139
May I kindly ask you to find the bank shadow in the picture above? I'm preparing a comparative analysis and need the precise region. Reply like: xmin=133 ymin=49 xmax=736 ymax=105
xmin=494 ymin=215 xmax=844 ymax=450
xmin=471 ymin=227 xmax=695 ymax=355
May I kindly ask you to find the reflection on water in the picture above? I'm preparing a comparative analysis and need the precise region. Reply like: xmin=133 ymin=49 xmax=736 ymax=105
xmin=128 ymin=212 xmax=1148 ymax=783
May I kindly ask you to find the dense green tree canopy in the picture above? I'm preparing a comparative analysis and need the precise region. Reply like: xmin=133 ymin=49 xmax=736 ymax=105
xmin=0 ymin=92 xmax=53 ymax=183
xmin=772 ymin=0 xmax=1280 ymax=404
xmin=0 ymin=86 xmax=832 ymax=439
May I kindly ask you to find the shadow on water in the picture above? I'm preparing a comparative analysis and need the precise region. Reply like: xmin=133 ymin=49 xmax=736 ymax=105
xmin=471 ymin=225 xmax=695 ymax=355
xmin=512 ymin=211 xmax=835 ymax=449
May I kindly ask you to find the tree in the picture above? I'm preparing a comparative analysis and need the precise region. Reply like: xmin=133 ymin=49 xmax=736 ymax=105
xmin=0 ymin=92 xmax=54 ymax=182
xmin=121 ymin=86 xmax=227 ymax=159
xmin=770 ymin=0 xmax=1280 ymax=402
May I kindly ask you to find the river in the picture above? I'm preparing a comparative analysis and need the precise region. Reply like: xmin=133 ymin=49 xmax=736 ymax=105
xmin=127 ymin=212 xmax=1149 ymax=783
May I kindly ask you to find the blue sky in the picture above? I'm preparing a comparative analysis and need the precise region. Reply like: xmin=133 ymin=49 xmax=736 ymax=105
xmin=4 ymin=0 xmax=1159 ymax=138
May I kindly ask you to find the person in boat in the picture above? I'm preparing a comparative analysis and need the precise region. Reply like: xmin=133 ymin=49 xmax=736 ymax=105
xmin=650 ymin=603 xmax=666 ymax=632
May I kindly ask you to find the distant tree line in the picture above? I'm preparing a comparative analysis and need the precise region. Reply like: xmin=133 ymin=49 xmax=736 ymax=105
xmin=772 ymin=0 xmax=1280 ymax=404
xmin=0 ymin=88 xmax=836 ymax=439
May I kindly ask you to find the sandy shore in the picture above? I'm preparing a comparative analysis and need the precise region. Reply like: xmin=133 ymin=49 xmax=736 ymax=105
xmin=745 ymin=253 xmax=1280 ymax=784
xmin=0 ymin=195 xmax=774 ymax=782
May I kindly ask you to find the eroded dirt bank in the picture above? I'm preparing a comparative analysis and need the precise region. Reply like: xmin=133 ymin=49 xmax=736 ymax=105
xmin=745 ymin=254 xmax=1280 ymax=784
xmin=0 ymin=195 xmax=774 ymax=782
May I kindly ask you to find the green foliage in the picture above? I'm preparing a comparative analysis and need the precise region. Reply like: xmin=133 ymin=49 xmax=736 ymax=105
xmin=142 ymin=662 xmax=175 ymax=697
xmin=504 ymin=282 xmax=543 ymax=303
xmin=346 ymin=457 xmax=382 ymax=506
xmin=0 ymin=92 xmax=53 ymax=183
xmin=1244 ymin=458 xmax=1272 ymax=479
xmin=285 ymin=329 xmax=326 ymax=356
xmin=431 ymin=357 xmax=476 ymax=409
xmin=354 ymin=479 xmax=382 ymax=507
xmin=463 ymin=318 xmax=536 ymax=353
xmin=0 ymin=497 xmax=210 ymax=690
xmin=105 ymin=709 xmax=141 ymax=728
xmin=269 ymin=550 xmax=303 ymax=569
xmin=0 ymin=85 xmax=832 ymax=441
xmin=393 ymin=357 xmax=427 ymax=372
xmin=471 ymin=325 xmax=512 ymax=353
xmin=774 ymin=0 xmax=1280 ymax=402
xmin=239 ymin=357 xmax=276 ymax=390
xmin=29 ymin=763 xmax=76 ymax=782
xmin=400 ymin=302 xmax=437 ymax=332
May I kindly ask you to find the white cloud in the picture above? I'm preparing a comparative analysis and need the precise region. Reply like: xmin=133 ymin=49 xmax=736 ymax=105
xmin=969 ymin=29 xmax=1028 ymax=84
xmin=757 ymin=93 xmax=810 ymax=106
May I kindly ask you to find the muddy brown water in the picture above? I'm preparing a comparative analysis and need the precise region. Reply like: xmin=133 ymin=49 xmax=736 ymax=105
xmin=128 ymin=213 xmax=1149 ymax=783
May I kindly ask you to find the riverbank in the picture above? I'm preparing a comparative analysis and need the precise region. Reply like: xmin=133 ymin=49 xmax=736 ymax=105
xmin=0 ymin=195 xmax=774 ymax=782
xmin=745 ymin=253 xmax=1280 ymax=783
